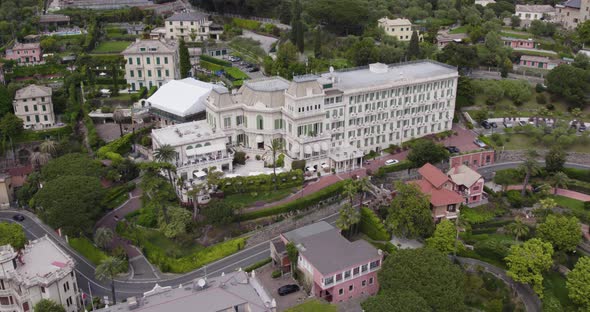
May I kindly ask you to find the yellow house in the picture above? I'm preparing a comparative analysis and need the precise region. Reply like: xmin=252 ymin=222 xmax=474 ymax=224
xmin=378 ymin=17 xmax=423 ymax=42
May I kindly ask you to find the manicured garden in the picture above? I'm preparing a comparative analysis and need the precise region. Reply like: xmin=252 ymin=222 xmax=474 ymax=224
xmin=285 ymin=299 xmax=337 ymax=312
xmin=223 ymin=187 xmax=298 ymax=208
xmin=92 ymin=41 xmax=132 ymax=54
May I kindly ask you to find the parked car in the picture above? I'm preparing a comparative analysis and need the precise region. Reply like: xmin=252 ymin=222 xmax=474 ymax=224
xmin=490 ymin=122 xmax=498 ymax=128
xmin=503 ymin=121 xmax=513 ymax=128
xmin=228 ymin=56 xmax=241 ymax=62
xmin=579 ymin=123 xmax=587 ymax=132
xmin=278 ymin=284 xmax=300 ymax=296
xmin=517 ymin=120 xmax=527 ymax=127
xmin=474 ymin=139 xmax=487 ymax=148
xmin=384 ymin=159 xmax=399 ymax=166
xmin=481 ymin=120 xmax=491 ymax=129
xmin=12 ymin=214 xmax=25 ymax=222
xmin=445 ymin=146 xmax=460 ymax=154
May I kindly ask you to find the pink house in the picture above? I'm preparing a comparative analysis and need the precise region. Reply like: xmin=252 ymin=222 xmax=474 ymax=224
xmin=502 ymin=37 xmax=536 ymax=49
xmin=5 ymin=42 xmax=42 ymax=65
xmin=449 ymin=150 xmax=495 ymax=169
xmin=270 ymin=222 xmax=382 ymax=303
xmin=519 ymin=55 xmax=559 ymax=69
xmin=447 ymin=164 xmax=485 ymax=204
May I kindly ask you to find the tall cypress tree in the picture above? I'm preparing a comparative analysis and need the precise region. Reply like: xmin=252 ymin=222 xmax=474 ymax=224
xmin=290 ymin=0 xmax=304 ymax=53
xmin=408 ymin=30 xmax=420 ymax=60
xmin=313 ymin=27 xmax=321 ymax=58
xmin=179 ymin=39 xmax=191 ymax=78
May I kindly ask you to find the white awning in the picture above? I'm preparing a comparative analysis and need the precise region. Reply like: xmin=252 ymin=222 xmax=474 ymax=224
xmin=186 ymin=143 xmax=225 ymax=156
xmin=313 ymin=144 xmax=320 ymax=152
xmin=306 ymin=166 xmax=316 ymax=172
xmin=321 ymin=163 xmax=329 ymax=169
xmin=321 ymin=142 xmax=329 ymax=151
xmin=304 ymin=145 xmax=312 ymax=154
xmin=256 ymin=135 xmax=264 ymax=143
xmin=193 ymin=171 xmax=207 ymax=178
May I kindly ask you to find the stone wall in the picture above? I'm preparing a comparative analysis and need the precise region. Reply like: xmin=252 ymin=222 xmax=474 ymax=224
xmin=497 ymin=150 xmax=590 ymax=166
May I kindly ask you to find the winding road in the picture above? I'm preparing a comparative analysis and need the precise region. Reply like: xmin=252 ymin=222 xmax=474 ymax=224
xmin=3 ymin=160 xmax=589 ymax=308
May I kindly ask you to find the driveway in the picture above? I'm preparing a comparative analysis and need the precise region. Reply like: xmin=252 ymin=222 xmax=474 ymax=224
xmin=256 ymin=264 xmax=307 ymax=311
xmin=240 ymin=30 xmax=278 ymax=54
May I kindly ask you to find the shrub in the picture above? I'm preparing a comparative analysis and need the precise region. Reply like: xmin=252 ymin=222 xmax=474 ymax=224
xmin=233 ymin=151 xmax=246 ymax=165
xmin=232 ymin=18 xmax=261 ymax=30
xmin=219 ymin=170 xmax=304 ymax=195
xmin=200 ymin=54 xmax=232 ymax=67
xmin=97 ymin=133 xmax=134 ymax=159
xmin=563 ymin=168 xmax=590 ymax=183
xmin=69 ymin=237 xmax=107 ymax=265
xmin=536 ymin=93 xmax=547 ymax=104
xmin=535 ymin=83 xmax=545 ymax=93
xmin=240 ymin=180 xmax=346 ymax=221
xmin=584 ymin=201 xmax=590 ymax=210
xmin=140 ymin=135 xmax=152 ymax=147
xmin=375 ymin=160 xmax=412 ymax=177
xmin=292 ymin=159 xmax=306 ymax=171
xmin=505 ymin=190 xmax=524 ymax=208
xmin=244 ymin=258 xmax=272 ymax=272
xmin=276 ymin=154 xmax=285 ymax=167
xmin=359 ymin=207 xmax=390 ymax=241
xmin=271 ymin=270 xmax=282 ymax=278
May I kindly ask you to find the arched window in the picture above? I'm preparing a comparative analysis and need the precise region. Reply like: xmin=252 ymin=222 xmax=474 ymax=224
xmin=196 ymin=144 xmax=202 ymax=148
xmin=186 ymin=145 xmax=193 ymax=149
xmin=256 ymin=115 xmax=263 ymax=130
xmin=204 ymin=142 xmax=211 ymax=146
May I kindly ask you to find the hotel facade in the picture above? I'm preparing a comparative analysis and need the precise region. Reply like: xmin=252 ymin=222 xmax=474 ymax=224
xmin=205 ymin=60 xmax=458 ymax=173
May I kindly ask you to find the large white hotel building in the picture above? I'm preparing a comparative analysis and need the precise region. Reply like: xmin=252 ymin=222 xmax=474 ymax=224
xmin=204 ymin=60 xmax=458 ymax=173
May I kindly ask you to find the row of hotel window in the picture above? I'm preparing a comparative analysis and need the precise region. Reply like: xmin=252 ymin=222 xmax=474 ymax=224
xmin=337 ymin=277 xmax=375 ymax=296
xmin=169 ymin=20 xmax=206 ymax=26
xmin=342 ymin=123 xmax=448 ymax=148
xmin=297 ymin=89 xmax=452 ymax=115
xmin=128 ymin=69 xmax=170 ymax=78
xmin=19 ymin=105 xmax=48 ymax=112
xmin=127 ymin=56 xmax=169 ymax=65
xmin=348 ymin=79 xmax=455 ymax=105
xmin=341 ymin=116 xmax=448 ymax=136
xmin=171 ymin=27 xmax=207 ymax=33
xmin=130 ymin=81 xmax=163 ymax=90
xmin=25 ymin=115 xmax=50 ymax=123
xmin=344 ymin=111 xmax=450 ymax=128
xmin=322 ymin=260 xmax=381 ymax=286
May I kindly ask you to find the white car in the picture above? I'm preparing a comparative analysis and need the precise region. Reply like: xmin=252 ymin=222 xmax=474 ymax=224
xmin=474 ymin=139 xmax=487 ymax=148
xmin=384 ymin=159 xmax=399 ymax=166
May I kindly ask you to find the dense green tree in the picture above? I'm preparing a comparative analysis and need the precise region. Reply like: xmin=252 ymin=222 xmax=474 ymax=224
xmin=537 ymin=214 xmax=581 ymax=252
xmin=34 ymin=299 xmax=66 ymax=312
xmin=305 ymin=0 xmax=370 ymax=35
xmin=336 ymin=203 xmax=360 ymax=238
xmin=378 ymin=248 xmax=465 ymax=312
xmin=386 ymin=182 xmax=434 ymax=238
xmin=0 ymin=113 xmax=23 ymax=138
xmin=551 ymin=171 xmax=570 ymax=194
xmin=529 ymin=20 xmax=556 ymax=37
xmin=0 ymin=85 xmax=12 ymax=118
xmin=504 ymin=217 xmax=529 ymax=241
xmin=505 ymin=238 xmax=553 ymax=296
xmin=348 ymin=37 xmax=377 ymax=66
xmin=202 ymin=200 xmax=235 ymax=225
xmin=407 ymin=30 xmax=420 ymax=59
xmin=286 ymin=242 xmax=298 ymax=273
xmin=577 ymin=20 xmax=590 ymax=45
xmin=0 ymin=222 xmax=27 ymax=249
xmin=545 ymin=146 xmax=566 ymax=173
xmin=546 ymin=64 xmax=590 ymax=106
xmin=290 ymin=0 xmax=304 ymax=52
xmin=313 ymin=28 xmax=321 ymax=58
xmin=361 ymin=290 xmax=430 ymax=312
xmin=566 ymin=256 xmax=590 ymax=310
xmin=95 ymin=257 xmax=125 ymax=305
xmin=33 ymin=175 xmax=105 ymax=236
xmin=94 ymin=227 xmax=114 ymax=251
xmin=158 ymin=206 xmax=191 ymax=239
xmin=179 ymin=39 xmax=191 ymax=78
xmin=407 ymin=140 xmax=449 ymax=167
xmin=426 ymin=219 xmax=457 ymax=254
xmin=140 ymin=163 xmax=177 ymax=225
xmin=40 ymin=153 xmax=103 ymax=181
xmin=500 ymin=80 xmax=532 ymax=105
xmin=510 ymin=15 xmax=521 ymax=29
xmin=343 ymin=179 xmax=357 ymax=205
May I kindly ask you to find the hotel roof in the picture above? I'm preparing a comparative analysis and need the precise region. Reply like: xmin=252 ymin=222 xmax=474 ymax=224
xmin=321 ymin=61 xmax=457 ymax=92
xmin=151 ymin=120 xmax=225 ymax=147
xmin=14 ymin=84 xmax=52 ymax=99
xmin=165 ymin=11 xmax=209 ymax=22
xmin=515 ymin=4 xmax=555 ymax=13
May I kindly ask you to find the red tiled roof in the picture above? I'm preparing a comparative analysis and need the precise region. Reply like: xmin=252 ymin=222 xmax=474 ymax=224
xmin=7 ymin=165 xmax=33 ymax=177
xmin=410 ymin=180 xmax=464 ymax=207
xmin=418 ymin=163 xmax=449 ymax=188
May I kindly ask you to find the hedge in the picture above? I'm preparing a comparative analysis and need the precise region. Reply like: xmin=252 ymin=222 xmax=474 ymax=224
xmin=224 ymin=67 xmax=249 ymax=80
xmin=232 ymin=18 xmax=261 ymax=30
xmin=375 ymin=160 xmax=413 ymax=177
xmin=359 ymin=207 xmax=390 ymax=241
xmin=563 ymin=168 xmax=590 ymax=183
xmin=200 ymin=54 xmax=232 ymax=67
xmin=69 ymin=237 xmax=107 ymax=265
xmin=240 ymin=180 xmax=346 ymax=221
xmin=244 ymin=257 xmax=272 ymax=272
xmin=219 ymin=170 xmax=304 ymax=195
xmin=567 ymin=179 xmax=590 ymax=195
xmin=97 ymin=133 xmax=134 ymax=159
xmin=200 ymin=60 xmax=225 ymax=72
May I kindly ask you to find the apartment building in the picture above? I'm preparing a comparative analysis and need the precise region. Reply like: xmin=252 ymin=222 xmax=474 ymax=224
xmin=121 ymin=38 xmax=180 ymax=91
xmin=377 ymin=17 xmax=422 ymax=41
xmin=515 ymin=4 xmax=556 ymax=21
xmin=5 ymin=42 xmax=42 ymax=65
xmin=270 ymin=222 xmax=382 ymax=303
xmin=206 ymin=60 xmax=458 ymax=173
xmin=556 ymin=0 xmax=590 ymax=29
xmin=97 ymin=271 xmax=276 ymax=312
xmin=0 ymin=236 xmax=81 ymax=312
xmin=13 ymin=85 xmax=56 ymax=130
xmin=165 ymin=12 xmax=223 ymax=42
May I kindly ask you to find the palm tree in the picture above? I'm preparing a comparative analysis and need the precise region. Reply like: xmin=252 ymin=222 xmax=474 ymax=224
xmin=519 ymin=150 xmax=540 ymax=196
xmin=153 ymin=144 xmax=177 ymax=188
xmin=113 ymin=110 xmax=126 ymax=138
xmin=551 ymin=171 xmax=570 ymax=194
xmin=95 ymin=257 xmax=125 ymax=305
xmin=265 ymin=138 xmax=285 ymax=190
xmin=39 ymin=139 xmax=57 ymax=156
xmin=505 ymin=217 xmax=529 ymax=241
xmin=343 ymin=180 xmax=357 ymax=206
xmin=187 ymin=184 xmax=206 ymax=220
xmin=94 ymin=227 xmax=114 ymax=251
xmin=205 ymin=167 xmax=223 ymax=192
xmin=29 ymin=151 xmax=51 ymax=169
xmin=336 ymin=203 xmax=361 ymax=238
xmin=356 ymin=177 xmax=371 ymax=207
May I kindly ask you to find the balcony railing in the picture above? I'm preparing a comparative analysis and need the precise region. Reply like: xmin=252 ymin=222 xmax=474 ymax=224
xmin=177 ymin=153 xmax=233 ymax=169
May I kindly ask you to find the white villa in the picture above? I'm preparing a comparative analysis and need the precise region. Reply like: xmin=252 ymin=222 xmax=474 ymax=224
xmin=122 ymin=38 xmax=180 ymax=91
xmin=0 ymin=236 xmax=81 ymax=312
xmin=205 ymin=61 xmax=458 ymax=173
xmin=165 ymin=12 xmax=223 ymax=42
xmin=377 ymin=17 xmax=422 ymax=41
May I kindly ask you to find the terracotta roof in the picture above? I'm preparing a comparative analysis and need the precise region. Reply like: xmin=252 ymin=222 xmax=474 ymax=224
xmin=7 ymin=165 xmax=33 ymax=177
xmin=410 ymin=180 xmax=464 ymax=207
xmin=418 ymin=163 xmax=449 ymax=188
xmin=447 ymin=164 xmax=482 ymax=187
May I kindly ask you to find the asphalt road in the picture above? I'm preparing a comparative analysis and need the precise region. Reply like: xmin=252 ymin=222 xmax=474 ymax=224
xmin=0 ymin=210 xmax=339 ymax=301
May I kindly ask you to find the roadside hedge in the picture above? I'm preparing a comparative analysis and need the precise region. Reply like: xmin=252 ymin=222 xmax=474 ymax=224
xmin=567 ymin=179 xmax=590 ymax=194
xmin=240 ymin=180 xmax=346 ymax=221
xmin=200 ymin=60 xmax=224 ymax=72
xmin=200 ymin=55 xmax=232 ymax=67
xmin=97 ymin=133 xmax=133 ymax=160
xmin=219 ymin=170 xmax=304 ymax=195
xmin=375 ymin=160 xmax=413 ymax=177
xmin=244 ymin=257 xmax=271 ymax=272
xmin=359 ymin=207 xmax=390 ymax=241
xmin=563 ymin=168 xmax=590 ymax=183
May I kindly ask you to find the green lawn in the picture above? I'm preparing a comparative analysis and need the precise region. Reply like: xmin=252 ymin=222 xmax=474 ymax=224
xmin=469 ymin=92 xmax=569 ymax=118
xmin=92 ymin=41 xmax=132 ymax=54
xmin=285 ymin=299 xmax=337 ymax=312
xmin=449 ymin=26 xmax=468 ymax=34
xmin=224 ymin=187 xmax=298 ymax=208
xmin=136 ymin=227 xmax=203 ymax=258
xmin=69 ymin=237 xmax=108 ymax=265
xmin=501 ymin=134 xmax=590 ymax=153
xmin=550 ymin=195 xmax=585 ymax=212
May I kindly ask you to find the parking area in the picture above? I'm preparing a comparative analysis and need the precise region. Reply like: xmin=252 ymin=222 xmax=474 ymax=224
xmin=256 ymin=264 xmax=307 ymax=311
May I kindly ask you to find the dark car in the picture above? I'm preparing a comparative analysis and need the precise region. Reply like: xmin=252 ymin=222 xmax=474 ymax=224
xmin=12 ymin=214 xmax=25 ymax=222
xmin=278 ymin=284 xmax=300 ymax=296
xmin=490 ymin=122 xmax=498 ymax=128
xmin=481 ymin=120 xmax=491 ymax=129
xmin=579 ymin=123 xmax=587 ymax=132
xmin=445 ymin=146 xmax=460 ymax=154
